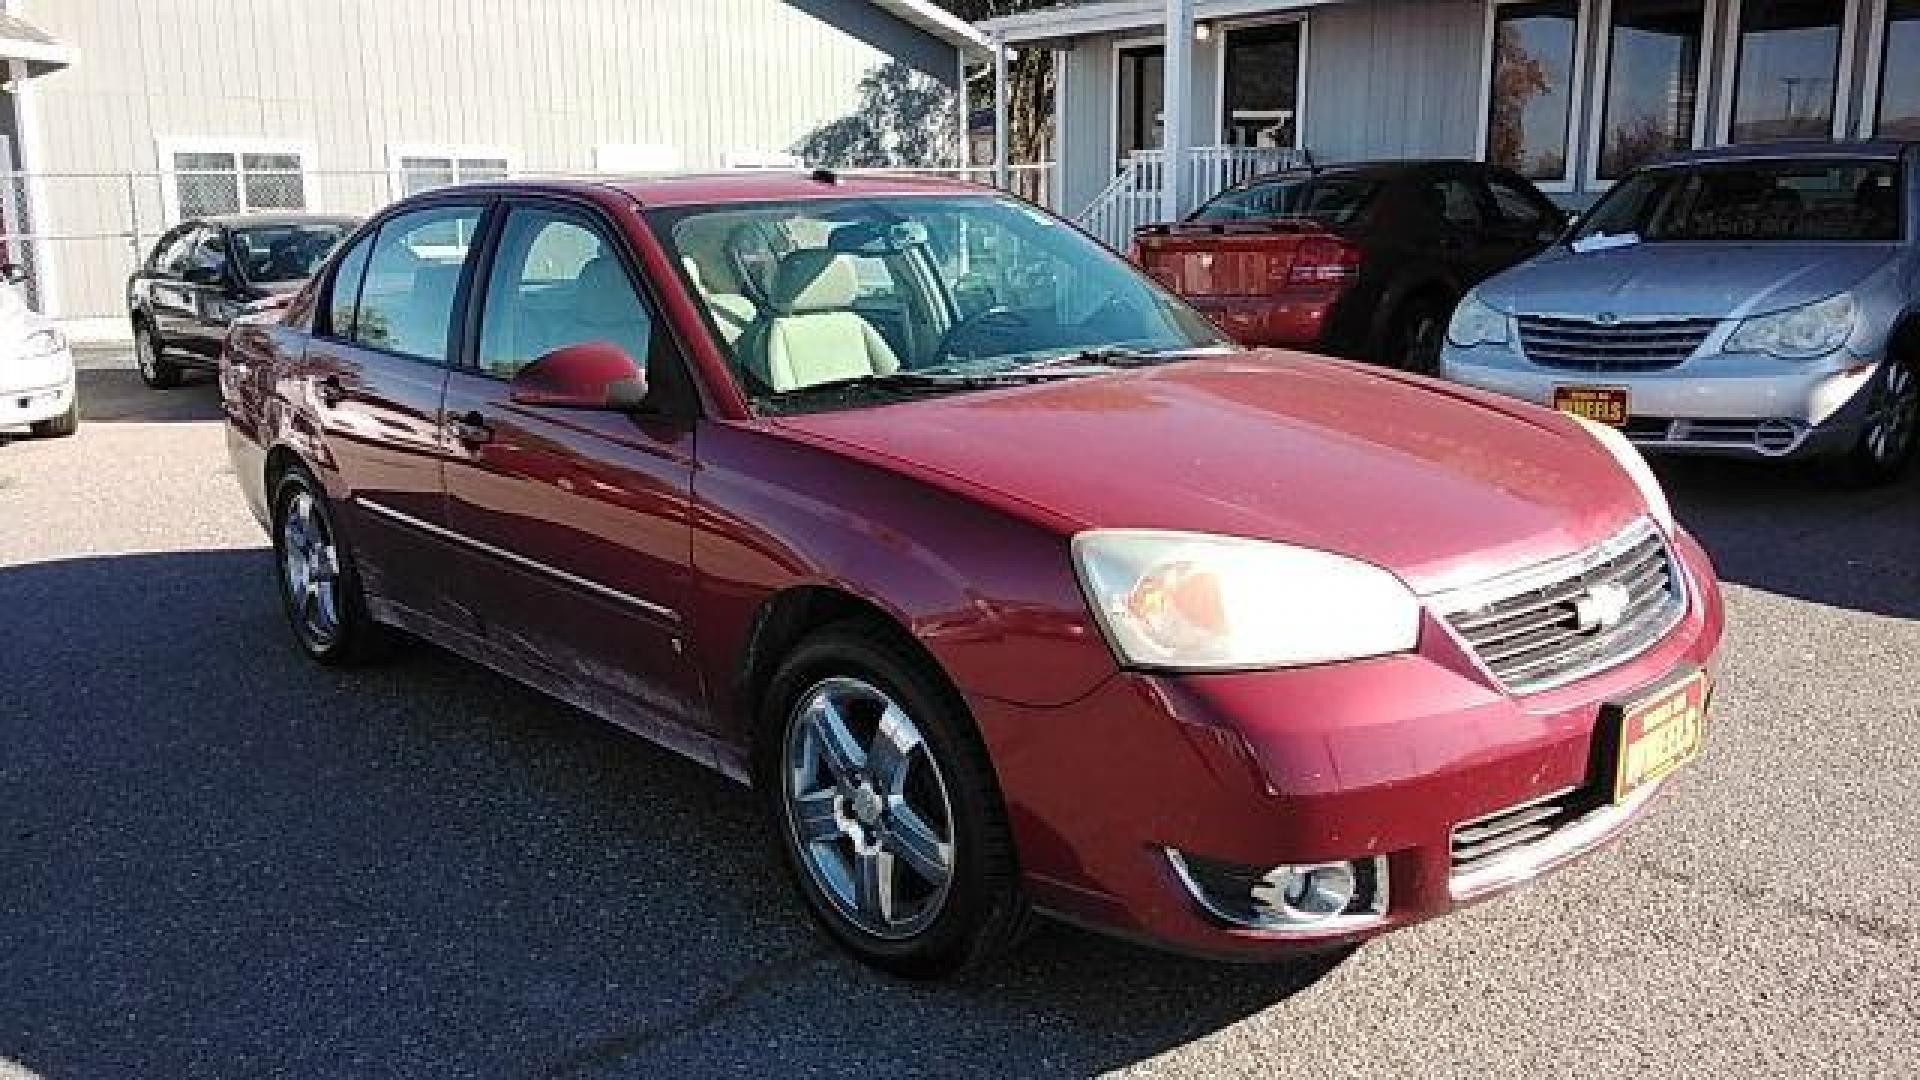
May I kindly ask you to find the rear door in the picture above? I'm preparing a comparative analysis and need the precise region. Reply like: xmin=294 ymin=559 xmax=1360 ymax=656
xmin=303 ymin=199 xmax=490 ymax=637
xmin=439 ymin=198 xmax=704 ymax=733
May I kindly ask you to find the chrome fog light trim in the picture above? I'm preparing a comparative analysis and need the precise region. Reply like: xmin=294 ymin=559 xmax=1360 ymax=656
xmin=1166 ymin=849 xmax=1389 ymax=936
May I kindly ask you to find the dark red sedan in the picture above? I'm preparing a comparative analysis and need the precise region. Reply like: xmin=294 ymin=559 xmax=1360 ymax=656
xmin=221 ymin=173 xmax=1723 ymax=977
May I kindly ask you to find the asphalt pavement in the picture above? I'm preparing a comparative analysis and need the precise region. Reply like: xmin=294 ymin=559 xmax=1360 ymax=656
xmin=2 ymin=356 xmax=1915 ymax=1078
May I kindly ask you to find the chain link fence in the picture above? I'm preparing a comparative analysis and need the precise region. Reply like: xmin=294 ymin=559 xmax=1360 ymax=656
xmin=2 ymin=162 xmax=1058 ymax=330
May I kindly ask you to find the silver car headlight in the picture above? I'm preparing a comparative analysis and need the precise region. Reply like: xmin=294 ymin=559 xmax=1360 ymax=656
xmin=22 ymin=327 xmax=66 ymax=357
xmin=1072 ymin=530 xmax=1421 ymax=671
xmin=1572 ymin=416 xmax=1674 ymax=535
xmin=1724 ymin=292 xmax=1856 ymax=360
xmin=1446 ymin=292 xmax=1511 ymax=349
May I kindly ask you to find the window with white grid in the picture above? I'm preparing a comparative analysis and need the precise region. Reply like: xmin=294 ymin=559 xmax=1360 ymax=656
xmin=391 ymin=147 xmax=514 ymax=197
xmin=168 ymin=147 xmax=309 ymax=218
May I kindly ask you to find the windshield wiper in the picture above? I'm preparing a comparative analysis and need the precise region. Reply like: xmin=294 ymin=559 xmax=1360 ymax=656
xmin=1022 ymin=345 xmax=1233 ymax=370
xmin=756 ymin=369 xmax=1080 ymax=412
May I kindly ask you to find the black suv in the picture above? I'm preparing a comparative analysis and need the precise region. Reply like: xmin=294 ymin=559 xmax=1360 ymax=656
xmin=128 ymin=213 xmax=356 ymax=388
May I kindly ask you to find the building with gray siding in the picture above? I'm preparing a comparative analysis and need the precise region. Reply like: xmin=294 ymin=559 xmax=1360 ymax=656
xmin=982 ymin=0 xmax=1920 ymax=248
xmin=0 ymin=0 xmax=986 ymax=326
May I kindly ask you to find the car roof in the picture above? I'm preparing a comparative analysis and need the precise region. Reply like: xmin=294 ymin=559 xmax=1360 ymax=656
xmin=1220 ymin=158 xmax=1497 ymax=190
xmin=1648 ymin=140 xmax=1913 ymax=168
xmin=201 ymin=212 xmax=362 ymax=229
xmin=400 ymin=171 xmax=997 ymax=210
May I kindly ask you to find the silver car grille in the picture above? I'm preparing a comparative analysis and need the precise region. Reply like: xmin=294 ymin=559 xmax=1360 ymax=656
xmin=1435 ymin=519 xmax=1685 ymax=695
xmin=1517 ymin=315 xmax=1718 ymax=372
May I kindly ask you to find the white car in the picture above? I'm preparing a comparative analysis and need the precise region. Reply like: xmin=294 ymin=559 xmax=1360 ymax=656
xmin=0 ymin=268 xmax=77 ymax=438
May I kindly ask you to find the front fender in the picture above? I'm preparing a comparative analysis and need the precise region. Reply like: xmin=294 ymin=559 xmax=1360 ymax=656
xmin=689 ymin=420 xmax=1118 ymax=740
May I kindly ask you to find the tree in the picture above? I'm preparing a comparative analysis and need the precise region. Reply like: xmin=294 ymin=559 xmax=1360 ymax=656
xmin=792 ymin=1 xmax=1062 ymax=169
xmin=1488 ymin=24 xmax=1550 ymax=173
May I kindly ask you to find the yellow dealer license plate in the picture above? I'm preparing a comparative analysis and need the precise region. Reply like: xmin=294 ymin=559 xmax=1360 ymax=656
xmin=1554 ymin=385 xmax=1630 ymax=427
xmin=1611 ymin=671 xmax=1708 ymax=803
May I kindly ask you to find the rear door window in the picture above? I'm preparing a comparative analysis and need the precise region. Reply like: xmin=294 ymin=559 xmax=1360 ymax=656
xmin=352 ymin=204 xmax=485 ymax=362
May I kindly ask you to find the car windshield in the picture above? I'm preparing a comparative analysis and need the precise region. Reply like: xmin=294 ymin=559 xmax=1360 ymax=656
xmin=231 ymin=223 xmax=351 ymax=284
xmin=1188 ymin=176 xmax=1378 ymax=225
xmin=652 ymin=195 xmax=1226 ymax=413
xmin=1573 ymin=161 xmax=1903 ymax=244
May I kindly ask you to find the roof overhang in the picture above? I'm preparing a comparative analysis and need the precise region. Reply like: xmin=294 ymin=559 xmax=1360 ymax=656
xmin=0 ymin=12 xmax=75 ymax=79
xmin=979 ymin=0 xmax=1343 ymax=46
xmin=866 ymin=0 xmax=994 ymax=59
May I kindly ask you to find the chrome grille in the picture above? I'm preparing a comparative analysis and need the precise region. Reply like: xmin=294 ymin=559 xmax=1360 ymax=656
xmin=1517 ymin=315 xmax=1718 ymax=372
xmin=1437 ymin=519 xmax=1684 ymax=694
xmin=1451 ymin=788 xmax=1593 ymax=872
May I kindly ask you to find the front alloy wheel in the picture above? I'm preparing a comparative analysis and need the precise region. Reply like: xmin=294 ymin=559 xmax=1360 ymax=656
xmin=759 ymin=625 xmax=1030 ymax=977
xmin=783 ymin=677 xmax=956 ymax=940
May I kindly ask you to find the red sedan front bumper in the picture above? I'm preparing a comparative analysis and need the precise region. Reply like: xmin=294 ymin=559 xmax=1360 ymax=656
xmin=975 ymin=529 xmax=1725 ymax=959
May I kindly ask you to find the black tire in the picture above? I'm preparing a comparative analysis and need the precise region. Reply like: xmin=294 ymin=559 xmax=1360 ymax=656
xmin=30 ymin=399 xmax=79 ymax=438
xmin=133 ymin=320 xmax=181 ymax=389
xmin=270 ymin=466 xmax=393 ymax=665
xmin=1384 ymin=293 xmax=1451 ymax=375
xmin=754 ymin=621 xmax=1032 ymax=978
xmin=1836 ymin=354 xmax=1918 ymax=488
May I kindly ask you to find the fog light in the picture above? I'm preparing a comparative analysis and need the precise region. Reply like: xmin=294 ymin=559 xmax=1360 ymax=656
xmin=1254 ymin=862 xmax=1357 ymax=922
xmin=1166 ymin=849 xmax=1388 ymax=934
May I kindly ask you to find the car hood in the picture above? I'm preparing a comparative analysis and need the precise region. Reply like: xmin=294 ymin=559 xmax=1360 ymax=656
xmin=1481 ymin=242 xmax=1898 ymax=319
xmin=775 ymin=353 xmax=1646 ymax=595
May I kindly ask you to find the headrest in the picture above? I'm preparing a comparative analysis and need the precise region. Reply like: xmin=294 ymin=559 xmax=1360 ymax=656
xmin=770 ymin=250 xmax=857 ymax=314
xmin=574 ymin=256 xmax=632 ymax=324
xmin=681 ymin=256 xmax=706 ymax=291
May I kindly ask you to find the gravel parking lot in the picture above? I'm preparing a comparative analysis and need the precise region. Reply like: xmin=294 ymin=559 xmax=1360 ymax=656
xmin=3 ymin=355 xmax=1917 ymax=1079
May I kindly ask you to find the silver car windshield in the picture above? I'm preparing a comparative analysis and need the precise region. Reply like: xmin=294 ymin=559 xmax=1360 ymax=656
xmin=1575 ymin=161 xmax=1903 ymax=244
xmin=651 ymin=195 xmax=1226 ymax=412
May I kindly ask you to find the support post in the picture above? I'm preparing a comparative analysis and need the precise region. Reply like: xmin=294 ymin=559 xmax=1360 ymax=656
xmin=993 ymin=34 xmax=1010 ymax=190
xmin=1161 ymin=0 xmax=1194 ymax=222
xmin=955 ymin=48 xmax=970 ymax=172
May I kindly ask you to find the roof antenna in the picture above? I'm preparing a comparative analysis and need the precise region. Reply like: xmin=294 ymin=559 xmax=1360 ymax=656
xmin=810 ymin=167 xmax=840 ymax=185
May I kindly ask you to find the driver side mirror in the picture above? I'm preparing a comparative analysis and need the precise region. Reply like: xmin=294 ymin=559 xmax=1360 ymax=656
xmin=184 ymin=261 xmax=226 ymax=286
xmin=0 ymin=263 xmax=27 ymax=285
xmin=509 ymin=341 xmax=649 ymax=410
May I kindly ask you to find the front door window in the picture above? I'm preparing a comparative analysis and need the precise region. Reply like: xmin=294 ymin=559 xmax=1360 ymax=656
xmin=1116 ymin=44 xmax=1165 ymax=169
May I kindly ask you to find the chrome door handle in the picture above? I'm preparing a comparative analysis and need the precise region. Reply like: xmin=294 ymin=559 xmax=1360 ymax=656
xmin=316 ymin=375 xmax=347 ymax=407
xmin=449 ymin=410 xmax=493 ymax=445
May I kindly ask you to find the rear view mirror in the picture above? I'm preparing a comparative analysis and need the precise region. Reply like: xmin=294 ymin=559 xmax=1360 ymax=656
xmin=509 ymin=341 xmax=648 ymax=410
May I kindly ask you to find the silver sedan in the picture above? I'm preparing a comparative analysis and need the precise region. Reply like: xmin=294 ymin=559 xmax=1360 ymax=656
xmin=1441 ymin=141 xmax=1919 ymax=485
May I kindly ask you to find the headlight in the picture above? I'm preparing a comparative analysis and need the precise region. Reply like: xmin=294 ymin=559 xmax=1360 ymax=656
xmin=1725 ymin=293 xmax=1855 ymax=359
xmin=1072 ymin=530 xmax=1420 ymax=671
xmin=22 ymin=327 xmax=66 ymax=357
xmin=1572 ymin=416 xmax=1673 ymax=534
xmin=1446 ymin=292 xmax=1511 ymax=349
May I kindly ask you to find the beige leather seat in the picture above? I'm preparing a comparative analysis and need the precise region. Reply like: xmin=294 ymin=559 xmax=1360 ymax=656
xmin=743 ymin=250 xmax=898 ymax=392
xmin=681 ymin=256 xmax=757 ymax=347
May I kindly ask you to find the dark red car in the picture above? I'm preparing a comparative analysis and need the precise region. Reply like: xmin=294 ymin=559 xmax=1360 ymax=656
xmin=222 ymin=173 xmax=1722 ymax=977
xmin=1132 ymin=161 xmax=1567 ymax=372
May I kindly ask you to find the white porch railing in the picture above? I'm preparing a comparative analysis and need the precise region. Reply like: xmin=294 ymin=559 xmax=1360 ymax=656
xmin=1076 ymin=146 xmax=1306 ymax=250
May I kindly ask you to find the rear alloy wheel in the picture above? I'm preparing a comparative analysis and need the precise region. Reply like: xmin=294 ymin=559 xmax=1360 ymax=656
xmin=134 ymin=322 xmax=180 ymax=389
xmin=271 ymin=468 xmax=390 ymax=664
xmin=759 ymin=625 xmax=1031 ymax=978
xmin=1840 ymin=355 xmax=1919 ymax=487
xmin=1388 ymin=295 xmax=1449 ymax=375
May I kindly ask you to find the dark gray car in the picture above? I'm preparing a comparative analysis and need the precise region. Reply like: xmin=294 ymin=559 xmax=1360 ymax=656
xmin=1442 ymin=141 xmax=1919 ymax=485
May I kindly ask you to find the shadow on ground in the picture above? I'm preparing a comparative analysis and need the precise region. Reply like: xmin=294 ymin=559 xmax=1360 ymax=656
xmin=76 ymin=365 xmax=223 ymax=425
xmin=0 ymin=549 xmax=1335 ymax=1078
xmin=1660 ymin=456 xmax=1920 ymax=621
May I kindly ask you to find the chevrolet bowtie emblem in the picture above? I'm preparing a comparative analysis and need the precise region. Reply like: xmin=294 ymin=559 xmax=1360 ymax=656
xmin=1573 ymin=582 xmax=1632 ymax=633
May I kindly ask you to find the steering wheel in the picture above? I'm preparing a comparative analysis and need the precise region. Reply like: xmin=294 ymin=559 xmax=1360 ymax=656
xmin=932 ymin=305 xmax=1027 ymax=364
